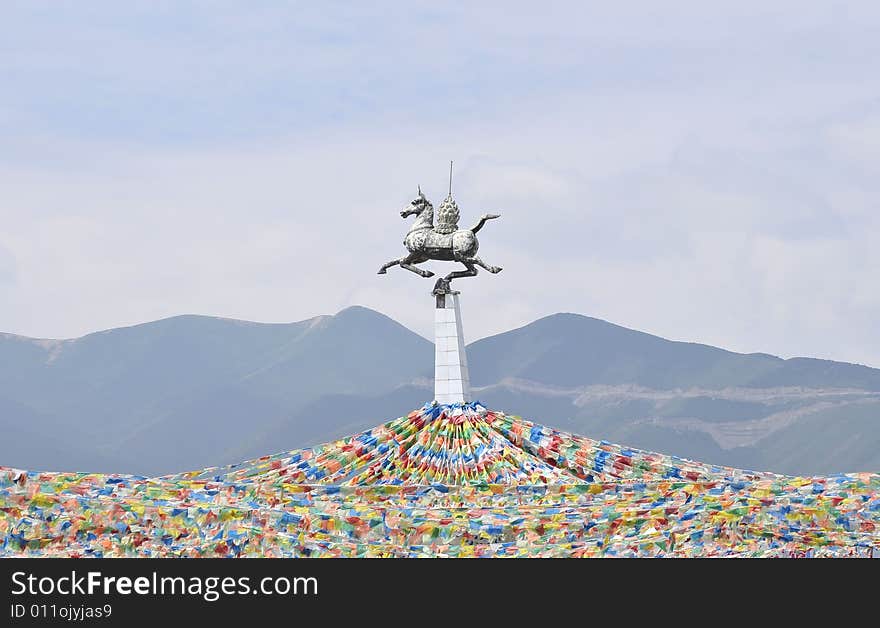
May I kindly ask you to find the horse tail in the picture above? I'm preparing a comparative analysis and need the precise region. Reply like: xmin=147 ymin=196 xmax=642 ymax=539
xmin=470 ymin=214 xmax=500 ymax=234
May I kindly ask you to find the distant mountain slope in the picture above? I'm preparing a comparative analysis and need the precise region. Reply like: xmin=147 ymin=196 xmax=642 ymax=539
xmin=467 ymin=313 xmax=880 ymax=390
xmin=0 ymin=307 xmax=431 ymax=474
xmin=466 ymin=313 xmax=880 ymax=475
xmin=1 ymin=308 xmax=878 ymax=476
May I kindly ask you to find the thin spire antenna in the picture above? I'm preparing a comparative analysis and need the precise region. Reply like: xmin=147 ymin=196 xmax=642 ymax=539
xmin=448 ymin=160 xmax=453 ymax=197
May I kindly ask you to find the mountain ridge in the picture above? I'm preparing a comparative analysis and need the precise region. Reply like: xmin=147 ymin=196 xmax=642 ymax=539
xmin=2 ymin=306 xmax=878 ymax=476
xmin=5 ymin=307 xmax=879 ymax=372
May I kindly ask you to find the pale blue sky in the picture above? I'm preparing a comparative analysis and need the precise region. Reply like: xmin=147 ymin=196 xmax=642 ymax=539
xmin=2 ymin=2 xmax=880 ymax=367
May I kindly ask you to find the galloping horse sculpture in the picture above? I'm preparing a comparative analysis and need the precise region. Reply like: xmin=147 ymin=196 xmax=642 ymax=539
xmin=378 ymin=187 xmax=502 ymax=294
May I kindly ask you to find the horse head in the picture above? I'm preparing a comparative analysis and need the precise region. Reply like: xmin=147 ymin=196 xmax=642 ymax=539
xmin=400 ymin=187 xmax=433 ymax=218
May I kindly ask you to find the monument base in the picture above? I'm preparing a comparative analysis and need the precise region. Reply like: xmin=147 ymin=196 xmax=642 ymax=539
xmin=433 ymin=290 xmax=471 ymax=405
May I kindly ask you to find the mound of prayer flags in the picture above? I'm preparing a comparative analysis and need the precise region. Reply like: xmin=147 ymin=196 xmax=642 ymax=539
xmin=2 ymin=402 xmax=877 ymax=557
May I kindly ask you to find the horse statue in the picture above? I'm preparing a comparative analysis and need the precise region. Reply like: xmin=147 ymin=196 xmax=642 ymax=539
xmin=378 ymin=187 xmax=502 ymax=294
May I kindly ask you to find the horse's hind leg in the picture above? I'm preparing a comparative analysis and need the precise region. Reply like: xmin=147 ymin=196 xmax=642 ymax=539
xmin=443 ymin=261 xmax=478 ymax=283
xmin=433 ymin=261 xmax=478 ymax=293
xmin=471 ymin=255 xmax=502 ymax=274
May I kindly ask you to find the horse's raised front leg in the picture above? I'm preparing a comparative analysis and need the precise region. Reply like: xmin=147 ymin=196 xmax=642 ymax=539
xmin=400 ymin=262 xmax=434 ymax=278
xmin=387 ymin=253 xmax=432 ymax=278
xmin=378 ymin=258 xmax=400 ymax=274
xmin=379 ymin=254 xmax=434 ymax=277
xmin=471 ymin=255 xmax=502 ymax=274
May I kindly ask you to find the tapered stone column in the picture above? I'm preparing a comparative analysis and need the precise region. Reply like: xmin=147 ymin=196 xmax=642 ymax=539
xmin=433 ymin=290 xmax=471 ymax=405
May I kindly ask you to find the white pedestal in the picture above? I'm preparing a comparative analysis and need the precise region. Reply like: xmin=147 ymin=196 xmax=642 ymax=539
xmin=434 ymin=291 xmax=471 ymax=405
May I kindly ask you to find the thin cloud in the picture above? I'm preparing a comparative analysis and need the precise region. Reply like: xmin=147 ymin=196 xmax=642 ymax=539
xmin=1 ymin=3 xmax=879 ymax=368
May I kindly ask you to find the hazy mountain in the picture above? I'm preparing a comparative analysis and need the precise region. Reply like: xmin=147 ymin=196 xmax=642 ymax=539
xmin=0 ymin=307 xmax=431 ymax=473
xmin=466 ymin=313 xmax=880 ymax=475
xmin=1 ymin=308 xmax=878 ymax=476
xmin=468 ymin=313 xmax=880 ymax=391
